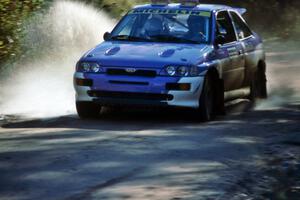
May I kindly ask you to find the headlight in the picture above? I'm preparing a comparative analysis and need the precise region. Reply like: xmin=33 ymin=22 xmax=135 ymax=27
xmin=90 ymin=63 xmax=101 ymax=72
xmin=82 ymin=62 xmax=91 ymax=72
xmin=77 ymin=62 xmax=104 ymax=73
xmin=162 ymin=65 xmax=200 ymax=77
xmin=177 ymin=66 xmax=189 ymax=76
xmin=166 ymin=66 xmax=176 ymax=76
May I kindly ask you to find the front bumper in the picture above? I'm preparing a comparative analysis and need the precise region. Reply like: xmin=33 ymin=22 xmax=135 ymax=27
xmin=74 ymin=72 xmax=204 ymax=109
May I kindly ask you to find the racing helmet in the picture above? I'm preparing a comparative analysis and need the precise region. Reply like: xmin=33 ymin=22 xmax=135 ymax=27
xmin=144 ymin=17 xmax=163 ymax=37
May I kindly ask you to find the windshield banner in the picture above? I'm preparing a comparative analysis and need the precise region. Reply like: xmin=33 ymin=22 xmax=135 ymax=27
xmin=129 ymin=9 xmax=211 ymax=17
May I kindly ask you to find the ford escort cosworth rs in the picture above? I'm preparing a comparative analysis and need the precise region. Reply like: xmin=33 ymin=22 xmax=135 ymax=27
xmin=74 ymin=0 xmax=268 ymax=121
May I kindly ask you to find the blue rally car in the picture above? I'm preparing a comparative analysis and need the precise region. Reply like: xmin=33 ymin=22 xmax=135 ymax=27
xmin=74 ymin=0 xmax=267 ymax=121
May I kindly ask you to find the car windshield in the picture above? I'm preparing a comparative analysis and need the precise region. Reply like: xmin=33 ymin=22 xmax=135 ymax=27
xmin=110 ymin=9 xmax=211 ymax=44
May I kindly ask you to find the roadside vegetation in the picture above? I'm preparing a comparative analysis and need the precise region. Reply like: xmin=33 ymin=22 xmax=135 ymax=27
xmin=0 ymin=0 xmax=48 ymax=66
xmin=0 ymin=0 xmax=299 ymax=72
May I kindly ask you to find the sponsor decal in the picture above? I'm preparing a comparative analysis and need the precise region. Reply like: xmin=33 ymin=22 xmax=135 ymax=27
xmin=129 ymin=9 xmax=211 ymax=17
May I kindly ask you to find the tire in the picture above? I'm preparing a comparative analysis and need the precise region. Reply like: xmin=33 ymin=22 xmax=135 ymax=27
xmin=215 ymin=78 xmax=225 ymax=115
xmin=257 ymin=67 xmax=268 ymax=99
xmin=249 ymin=75 xmax=258 ymax=102
xmin=76 ymin=102 xmax=101 ymax=119
xmin=249 ymin=66 xmax=268 ymax=101
xmin=198 ymin=75 xmax=216 ymax=121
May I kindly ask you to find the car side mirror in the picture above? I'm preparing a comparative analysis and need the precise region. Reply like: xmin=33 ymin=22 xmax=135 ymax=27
xmin=103 ymin=32 xmax=111 ymax=41
xmin=219 ymin=28 xmax=227 ymax=35
xmin=215 ymin=35 xmax=226 ymax=46
xmin=238 ymin=31 xmax=245 ymax=39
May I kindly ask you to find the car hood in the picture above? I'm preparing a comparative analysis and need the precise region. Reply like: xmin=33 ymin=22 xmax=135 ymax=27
xmin=81 ymin=41 xmax=213 ymax=68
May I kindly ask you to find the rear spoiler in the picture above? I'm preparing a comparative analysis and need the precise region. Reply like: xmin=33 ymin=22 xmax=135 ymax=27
xmin=234 ymin=8 xmax=247 ymax=15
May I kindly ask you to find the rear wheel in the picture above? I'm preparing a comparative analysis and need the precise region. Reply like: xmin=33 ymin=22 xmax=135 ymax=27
xmin=76 ymin=102 xmax=101 ymax=119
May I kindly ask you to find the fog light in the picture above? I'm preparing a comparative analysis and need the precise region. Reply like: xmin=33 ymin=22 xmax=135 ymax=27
xmin=166 ymin=83 xmax=191 ymax=91
xmin=75 ymin=78 xmax=93 ymax=86
xmin=179 ymin=83 xmax=191 ymax=90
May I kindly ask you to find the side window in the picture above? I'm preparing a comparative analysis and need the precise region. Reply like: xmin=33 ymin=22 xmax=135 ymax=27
xmin=230 ymin=12 xmax=252 ymax=39
xmin=216 ymin=11 xmax=236 ymax=44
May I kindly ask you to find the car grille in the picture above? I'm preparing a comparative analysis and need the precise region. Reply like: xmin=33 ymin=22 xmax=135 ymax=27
xmin=88 ymin=91 xmax=173 ymax=101
xmin=109 ymin=80 xmax=149 ymax=85
xmin=106 ymin=68 xmax=157 ymax=77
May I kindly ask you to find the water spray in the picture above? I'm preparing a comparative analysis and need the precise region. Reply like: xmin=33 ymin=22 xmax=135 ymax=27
xmin=0 ymin=1 xmax=114 ymax=117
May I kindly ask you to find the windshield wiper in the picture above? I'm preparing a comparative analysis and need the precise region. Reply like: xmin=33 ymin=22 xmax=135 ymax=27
xmin=150 ymin=35 xmax=200 ymax=44
xmin=110 ymin=35 xmax=200 ymax=44
xmin=110 ymin=35 xmax=150 ymax=42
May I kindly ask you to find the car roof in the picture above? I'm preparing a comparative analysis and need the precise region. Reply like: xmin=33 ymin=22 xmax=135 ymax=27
xmin=134 ymin=3 xmax=230 ymax=11
xmin=133 ymin=3 xmax=246 ymax=14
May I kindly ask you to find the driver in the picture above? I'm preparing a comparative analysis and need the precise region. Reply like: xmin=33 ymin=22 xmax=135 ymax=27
xmin=186 ymin=15 xmax=206 ymax=41
xmin=144 ymin=17 xmax=163 ymax=38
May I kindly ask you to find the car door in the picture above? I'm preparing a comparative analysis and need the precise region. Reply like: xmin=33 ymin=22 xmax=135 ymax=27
xmin=216 ymin=11 xmax=245 ymax=91
xmin=229 ymin=11 xmax=257 ymax=87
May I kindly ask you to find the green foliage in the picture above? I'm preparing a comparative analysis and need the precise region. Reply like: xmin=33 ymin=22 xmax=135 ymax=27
xmin=0 ymin=0 xmax=46 ymax=65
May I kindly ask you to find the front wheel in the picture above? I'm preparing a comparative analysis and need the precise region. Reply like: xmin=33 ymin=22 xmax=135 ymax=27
xmin=76 ymin=102 xmax=102 ymax=119
xmin=198 ymin=75 xmax=216 ymax=121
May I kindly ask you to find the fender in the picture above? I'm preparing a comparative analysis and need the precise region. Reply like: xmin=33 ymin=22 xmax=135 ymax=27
xmin=198 ymin=60 xmax=223 ymax=79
